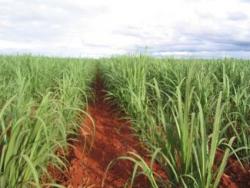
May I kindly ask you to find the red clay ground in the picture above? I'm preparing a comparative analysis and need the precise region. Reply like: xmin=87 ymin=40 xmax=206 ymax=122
xmin=48 ymin=76 xmax=250 ymax=188
xmin=217 ymin=149 xmax=250 ymax=188
xmin=49 ymin=76 xmax=166 ymax=188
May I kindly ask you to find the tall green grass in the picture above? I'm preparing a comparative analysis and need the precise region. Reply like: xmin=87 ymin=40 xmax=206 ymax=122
xmin=101 ymin=56 xmax=250 ymax=187
xmin=1 ymin=55 xmax=249 ymax=188
xmin=0 ymin=55 xmax=96 ymax=187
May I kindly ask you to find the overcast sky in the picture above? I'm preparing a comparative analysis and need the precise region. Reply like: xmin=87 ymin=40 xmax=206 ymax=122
xmin=0 ymin=0 xmax=250 ymax=58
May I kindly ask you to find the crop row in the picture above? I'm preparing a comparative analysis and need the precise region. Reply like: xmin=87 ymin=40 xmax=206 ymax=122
xmin=0 ymin=55 xmax=96 ymax=187
xmin=101 ymin=56 xmax=250 ymax=187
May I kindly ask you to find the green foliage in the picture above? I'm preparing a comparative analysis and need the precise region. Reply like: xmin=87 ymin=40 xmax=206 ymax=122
xmin=101 ymin=56 xmax=250 ymax=187
xmin=0 ymin=55 xmax=96 ymax=187
xmin=1 ymin=55 xmax=250 ymax=188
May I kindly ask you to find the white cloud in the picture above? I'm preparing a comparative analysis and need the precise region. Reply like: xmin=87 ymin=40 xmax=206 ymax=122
xmin=0 ymin=0 xmax=250 ymax=57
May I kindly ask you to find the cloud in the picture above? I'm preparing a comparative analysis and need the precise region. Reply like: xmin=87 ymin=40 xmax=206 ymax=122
xmin=228 ymin=12 xmax=248 ymax=21
xmin=0 ymin=0 xmax=250 ymax=58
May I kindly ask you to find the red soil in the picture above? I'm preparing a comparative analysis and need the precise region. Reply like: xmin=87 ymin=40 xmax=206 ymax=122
xmin=217 ymin=149 xmax=250 ymax=188
xmin=48 ymin=76 xmax=250 ymax=188
xmin=49 ymin=77 xmax=166 ymax=188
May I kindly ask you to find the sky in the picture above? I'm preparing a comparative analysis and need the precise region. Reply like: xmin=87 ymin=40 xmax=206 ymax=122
xmin=0 ymin=0 xmax=250 ymax=58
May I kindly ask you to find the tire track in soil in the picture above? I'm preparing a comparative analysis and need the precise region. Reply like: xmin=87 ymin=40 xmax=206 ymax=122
xmin=50 ymin=75 xmax=165 ymax=188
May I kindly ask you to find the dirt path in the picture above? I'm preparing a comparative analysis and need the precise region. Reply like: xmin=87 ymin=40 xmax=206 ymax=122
xmin=48 ymin=75 xmax=250 ymax=188
xmin=52 ymin=75 xmax=162 ymax=188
